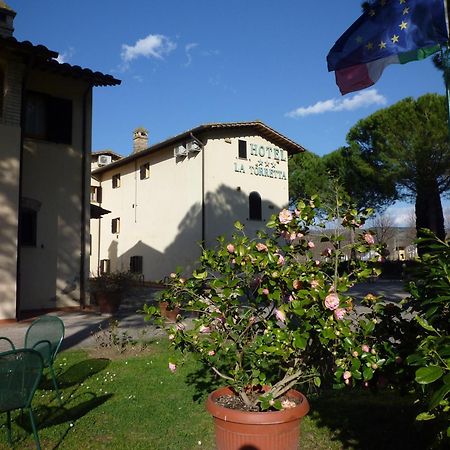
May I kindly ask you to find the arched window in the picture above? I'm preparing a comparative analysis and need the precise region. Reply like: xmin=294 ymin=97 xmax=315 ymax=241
xmin=249 ymin=191 xmax=262 ymax=221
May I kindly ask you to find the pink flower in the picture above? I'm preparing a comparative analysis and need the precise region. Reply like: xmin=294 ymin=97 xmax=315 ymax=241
xmin=364 ymin=233 xmax=375 ymax=245
xmin=315 ymin=260 xmax=320 ymax=266
xmin=343 ymin=370 xmax=352 ymax=380
xmin=278 ymin=209 xmax=293 ymax=224
xmin=277 ymin=254 xmax=285 ymax=265
xmin=307 ymin=241 xmax=315 ymax=248
xmin=256 ymin=243 xmax=268 ymax=252
xmin=169 ymin=362 xmax=177 ymax=373
xmin=199 ymin=325 xmax=211 ymax=333
xmin=296 ymin=232 xmax=304 ymax=239
xmin=333 ymin=308 xmax=346 ymax=320
xmin=226 ymin=243 xmax=235 ymax=253
xmin=311 ymin=279 xmax=320 ymax=289
xmin=208 ymin=350 xmax=215 ymax=356
xmin=294 ymin=209 xmax=301 ymax=217
xmin=170 ymin=272 xmax=177 ymax=278
xmin=168 ymin=334 xmax=175 ymax=340
xmin=322 ymin=248 xmax=332 ymax=257
xmin=275 ymin=308 xmax=286 ymax=323
xmin=176 ymin=323 xmax=185 ymax=331
xmin=262 ymin=288 xmax=269 ymax=296
xmin=288 ymin=295 xmax=294 ymax=302
xmin=293 ymin=279 xmax=302 ymax=290
xmin=324 ymin=293 xmax=340 ymax=311
xmin=361 ymin=344 xmax=370 ymax=353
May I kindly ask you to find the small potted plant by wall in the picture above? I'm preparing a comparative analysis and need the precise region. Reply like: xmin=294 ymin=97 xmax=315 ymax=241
xmin=90 ymin=271 xmax=135 ymax=314
xmin=145 ymin=192 xmax=393 ymax=450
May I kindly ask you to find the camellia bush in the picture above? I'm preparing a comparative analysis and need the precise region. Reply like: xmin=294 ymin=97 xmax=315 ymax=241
xmin=405 ymin=231 xmax=450 ymax=444
xmin=144 ymin=194 xmax=397 ymax=411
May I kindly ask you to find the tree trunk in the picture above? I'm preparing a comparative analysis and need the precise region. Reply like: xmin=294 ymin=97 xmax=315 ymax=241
xmin=415 ymin=179 xmax=446 ymax=255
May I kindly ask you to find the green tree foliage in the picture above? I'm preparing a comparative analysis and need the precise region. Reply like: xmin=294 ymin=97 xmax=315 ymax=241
xmin=346 ymin=93 xmax=450 ymax=241
xmin=288 ymin=150 xmax=328 ymax=202
xmin=322 ymin=145 xmax=397 ymax=212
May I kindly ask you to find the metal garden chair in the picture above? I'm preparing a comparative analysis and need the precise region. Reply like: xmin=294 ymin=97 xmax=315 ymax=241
xmin=1 ymin=316 xmax=65 ymax=404
xmin=0 ymin=348 xmax=44 ymax=449
xmin=24 ymin=316 xmax=65 ymax=404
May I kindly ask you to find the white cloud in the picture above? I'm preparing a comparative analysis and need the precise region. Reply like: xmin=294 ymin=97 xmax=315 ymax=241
xmin=285 ymin=89 xmax=387 ymax=118
xmin=184 ymin=42 xmax=198 ymax=67
xmin=121 ymin=34 xmax=176 ymax=63
xmin=55 ymin=47 xmax=75 ymax=64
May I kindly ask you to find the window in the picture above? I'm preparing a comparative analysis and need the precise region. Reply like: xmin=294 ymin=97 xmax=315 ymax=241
xmin=19 ymin=208 xmax=37 ymax=247
xmin=140 ymin=162 xmax=150 ymax=180
xmin=111 ymin=217 xmax=120 ymax=234
xmin=24 ymin=91 xmax=72 ymax=144
xmin=100 ymin=259 xmax=110 ymax=274
xmin=112 ymin=174 xmax=121 ymax=188
xmin=238 ymin=140 xmax=247 ymax=159
xmin=90 ymin=186 xmax=102 ymax=203
xmin=130 ymin=255 xmax=143 ymax=274
xmin=249 ymin=191 xmax=262 ymax=221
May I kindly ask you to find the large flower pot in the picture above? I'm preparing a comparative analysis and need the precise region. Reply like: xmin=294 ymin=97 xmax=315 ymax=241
xmin=95 ymin=291 xmax=122 ymax=314
xmin=206 ymin=387 xmax=309 ymax=450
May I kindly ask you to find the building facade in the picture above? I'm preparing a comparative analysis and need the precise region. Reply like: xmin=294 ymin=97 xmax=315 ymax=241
xmin=90 ymin=122 xmax=305 ymax=281
xmin=0 ymin=2 xmax=120 ymax=320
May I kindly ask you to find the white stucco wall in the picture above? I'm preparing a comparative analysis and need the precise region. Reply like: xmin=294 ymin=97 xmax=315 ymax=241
xmin=91 ymin=127 xmax=293 ymax=282
xmin=0 ymin=125 xmax=21 ymax=319
xmin=19 ymin=73 xmax=91 ymax=312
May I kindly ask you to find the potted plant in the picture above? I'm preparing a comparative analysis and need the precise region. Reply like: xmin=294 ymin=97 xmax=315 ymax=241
xmin=144 ymin=194 xmax=391 ymax=450
xmin=90 ymin=271 xmax=136 ymax=314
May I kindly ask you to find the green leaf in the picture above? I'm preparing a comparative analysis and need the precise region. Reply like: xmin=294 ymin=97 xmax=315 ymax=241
xmin=415 ymin=366 xmax=444 ymax=385
xmin=314 ymin=376 xmax=321 ymax=387
xmin=363 ymin=367 xmax=374 ymax=381
xmin=429 ymin=383 xmax=450 ymax=410
xmin=415 ymin=316 xmax=437 ymax=333
xmin=416 ymin=412 xmax=436 ymax=421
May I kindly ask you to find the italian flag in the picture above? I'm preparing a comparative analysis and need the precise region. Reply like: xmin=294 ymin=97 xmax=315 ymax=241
xmin=335 ymin=45 xmax=441 ymax=95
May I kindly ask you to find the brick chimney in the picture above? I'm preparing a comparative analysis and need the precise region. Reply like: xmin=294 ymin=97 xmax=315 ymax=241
xmin=133 ymin=127 xmax=148 ymax=154
xmin=0 ymin=1 xmax=16 ymax=38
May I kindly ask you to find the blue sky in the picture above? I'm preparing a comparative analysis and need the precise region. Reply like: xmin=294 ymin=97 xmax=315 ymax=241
xmin=7 ymin=0 xmax=449 ymax=223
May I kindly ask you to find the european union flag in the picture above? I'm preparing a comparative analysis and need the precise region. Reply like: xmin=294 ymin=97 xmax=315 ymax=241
xmin=327 ymin=0 xmax=448 ymax=94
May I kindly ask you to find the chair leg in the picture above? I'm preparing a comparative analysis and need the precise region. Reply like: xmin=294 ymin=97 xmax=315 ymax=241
xmin=49 ymin=365 xmax=62 ymax=406
xmin=28 ymin=408 xmax=41 ymax=450
xmin=6 ymin=410 xmax=12 ymax=445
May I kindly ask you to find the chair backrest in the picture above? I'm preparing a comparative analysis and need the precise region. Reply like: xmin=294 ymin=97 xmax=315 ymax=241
xmin=0 ymin=349 xmax=43 ymax=412
xmin=25 ymin=316 xmax=65 ymax=365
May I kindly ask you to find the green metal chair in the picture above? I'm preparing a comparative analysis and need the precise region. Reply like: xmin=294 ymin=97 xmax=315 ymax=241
xmin=0 ymin=348 xmax=44 ymax=449
xmin=24 ymin=316 xmax=65 ymax=404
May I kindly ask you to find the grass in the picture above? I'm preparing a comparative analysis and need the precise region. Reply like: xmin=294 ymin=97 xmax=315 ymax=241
xmin=0 ymin=340 xmax=438 ymax=449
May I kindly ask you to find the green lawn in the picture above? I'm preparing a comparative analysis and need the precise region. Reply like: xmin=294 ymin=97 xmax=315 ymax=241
xmin=0 ymin=341 xmax=436 ymax=449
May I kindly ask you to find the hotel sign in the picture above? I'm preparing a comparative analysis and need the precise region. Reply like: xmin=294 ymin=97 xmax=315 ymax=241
xmin=234 ymin=143 xmax=287 ymax=180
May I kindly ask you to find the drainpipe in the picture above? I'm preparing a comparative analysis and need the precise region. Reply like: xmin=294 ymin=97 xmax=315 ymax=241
xmin=16 ymin=56 xmax=34 ymax=321
xmin=190 ymin=133 xmax=205 ymax=246
xmin=79 ymin=85 xmax=91 ymax=309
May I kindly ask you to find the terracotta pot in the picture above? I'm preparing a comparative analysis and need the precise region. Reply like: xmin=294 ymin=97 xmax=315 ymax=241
xmin=206 ymin=386 xmax=309 ymax=450
xmin=159 ymin=301 xmax=180 ymax=322
xmin=95 ymin=291 xmax=122 ymax=314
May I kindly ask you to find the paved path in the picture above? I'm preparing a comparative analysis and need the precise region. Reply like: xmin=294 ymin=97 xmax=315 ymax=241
xmin=0 ymin=287 xmax=165 ymax=352
xmin=0 ymin=280 xmax=409 ymax=352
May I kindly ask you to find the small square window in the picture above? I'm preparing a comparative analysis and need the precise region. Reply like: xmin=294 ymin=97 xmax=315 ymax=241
xmin=112 ymin=174 xmax=121 ymax=189
xmin=100 ymin=259 xmax=110 ymax=274
xmin=111 ymin=217 xmax=120 ymax=234
xmin=130 ymin=255 xmax=143 ymax=274
xmin=140 ymin=162 xmax=150 ymax=180
xmin=90 ymin=186 xmax=102 ymax=203
xmin=238 ymin=140 xmax=247 ymax=159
